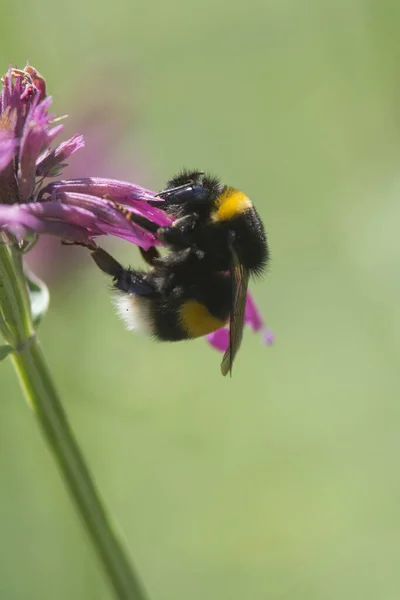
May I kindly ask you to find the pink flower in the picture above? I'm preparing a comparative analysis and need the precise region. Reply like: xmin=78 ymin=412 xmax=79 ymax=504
xmin=0 ymin=65 xmax=81 ymax=204
xmin=0 ymin=65 xmax=171 ymax=249
xmin=207 ymin=291 xmax=274 ymax=353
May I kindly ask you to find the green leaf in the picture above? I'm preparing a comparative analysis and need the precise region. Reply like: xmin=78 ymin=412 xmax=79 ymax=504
xmin=25 ymin=267 xmax=50 ymax=327
xmin=0 ymin=344 xmax=14 ymax=361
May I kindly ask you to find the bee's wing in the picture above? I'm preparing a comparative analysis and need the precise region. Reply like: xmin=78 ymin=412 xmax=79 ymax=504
xmin=221 ymin=246 xmax=249 ymax=377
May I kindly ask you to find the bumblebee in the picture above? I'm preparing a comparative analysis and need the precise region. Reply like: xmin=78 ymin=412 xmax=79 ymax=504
xmin=92 ymin=170 xmax=269 ymax=375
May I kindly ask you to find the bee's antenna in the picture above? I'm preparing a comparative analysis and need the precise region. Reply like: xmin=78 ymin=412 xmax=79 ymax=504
xmin=156 ymin=171 xmax=205 ymax=197
xmin=156 ymin=181 xmax=194 ymax=198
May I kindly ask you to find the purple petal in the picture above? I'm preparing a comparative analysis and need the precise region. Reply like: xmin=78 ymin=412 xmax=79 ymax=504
xmin=36 ymin=134 xmax=85 ymax=177
xmin=262 ymin=328 xmax=275 ymax=345
xmin=245 ymin=291 xmax=274 ymax=345
xmin=0 ymin=130 xmax=17 ymax=172
xmin=0 ymin=203 xmax=96 ymax=242
xmin=0 ymin=105 xmax=19 ymax=201
xmin=244 ymin=291 xmax=263 ymax=331
xmin=40 ymin=177 xmax=164 ymax=205
xmin=1 ymin=67 xmax=23 ymax=129
xmin=0 ymin=195 xmax=163 ymax=250
xmin=50 ymin=191 xmax=160 ymax=247
xmin=40 ymin=178 xmax=172 ymax=228
xmin=206 ymin=292 xmax=274 ymax=353
xmin=206 ymin=328 xmax=229 ymax=352
xmin=17 ymin=96 xmax=60 ymax=201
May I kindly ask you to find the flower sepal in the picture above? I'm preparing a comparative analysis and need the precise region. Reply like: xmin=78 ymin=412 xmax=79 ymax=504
xmin=0 ymin=343 xmax=13 ymax=360
xmin=25 ymin=265 xmax=49 ymax=327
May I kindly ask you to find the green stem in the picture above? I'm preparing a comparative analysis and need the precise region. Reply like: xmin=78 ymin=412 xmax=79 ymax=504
xmin=11 ymin=341 xmax=147 ymax=600
xmin=0 ymin=311 xmax=12 ymax=343
xmin=0 ymin=241 xmax=148 ymax=600
xmin=0 ymin=241 xmax=33 ymax=344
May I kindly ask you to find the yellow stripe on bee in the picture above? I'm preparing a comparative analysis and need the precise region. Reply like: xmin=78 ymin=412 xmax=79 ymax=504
xmin=212 ymin=187 xmax=252 ymax=222
xmin=179 ymin=301 xmax=226 ymax=338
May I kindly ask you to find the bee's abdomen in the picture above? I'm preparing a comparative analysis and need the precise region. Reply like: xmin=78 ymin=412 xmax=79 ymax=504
xmin=113 ymin=268 xmax=232 ymax=342
xmin=178 ymin=301 xmax=227 ymax=338
xmin=151 ymin=299 xmax=189 ymax=341
xmin=113 ymin=293 xmax=184 ymax=340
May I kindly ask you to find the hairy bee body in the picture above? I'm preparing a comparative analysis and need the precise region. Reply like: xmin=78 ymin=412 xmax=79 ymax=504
xmin=92 ymin=169 xmax=269 ymax=374
xmin=151 ymin=171 xmax=268 ymax=276
xmin=113 ymin=267 xmax=232 ymax=341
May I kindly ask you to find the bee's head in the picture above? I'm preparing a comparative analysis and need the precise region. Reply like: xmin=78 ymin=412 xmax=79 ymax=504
xmin=159 ymin=170 xmax=223 ymax=217
xmin=165 ymin=169 xmax=205 ymax=189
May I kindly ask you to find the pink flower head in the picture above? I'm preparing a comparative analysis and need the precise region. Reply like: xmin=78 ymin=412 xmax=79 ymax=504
xmin=0 ymin=65 xmax=81 ymax=204
xmin=0 ymin=64 xmax=171 ymax=249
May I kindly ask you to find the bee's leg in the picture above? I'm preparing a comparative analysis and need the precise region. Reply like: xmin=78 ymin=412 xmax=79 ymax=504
xmin=91 ymin=247 xmax=155 ymax=297
xmin=156 ymin=247 xmax=192 ymax=267
xmin=111 ymin=203 xmax=160 ymax=234
xmin=91 ymin=247 xmax=123 ymax=277
xmin=114 ymin=268 xmax=155 ymax=296
xmin=112 ymin=201 xmax=199 ymax=248
xmin=157 ymin=214 xmax=200 ymax=247
xmin=139 ymin=246 xmax=161 ymax=266
xmin=61 ymin=239 xmax=98 ymax=251
xmin=129 ymin=213 xmax=199 ymax=248
xmin=62 ymin=241 xmax=128 ymax=281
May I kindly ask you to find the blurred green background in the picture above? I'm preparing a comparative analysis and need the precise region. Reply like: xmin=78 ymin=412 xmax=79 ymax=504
xmin=1 ymin=0 xmax=400 ymax=598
